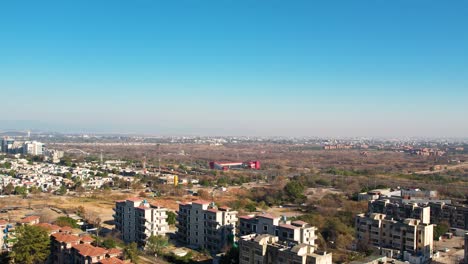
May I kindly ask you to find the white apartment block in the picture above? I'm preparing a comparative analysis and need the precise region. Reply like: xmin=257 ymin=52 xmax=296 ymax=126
xmin=355 ymin=213 xmax=433 ymax=264
xmin=176 ymin=200 xmax=238 ymax=253
xmin=239 ymin=213 xmax=317 ymax=246
xmin=239 ymin=234 xmax=332 ymax=264
xmin=114 ymin=198 xmax=169 ymax=247
xmin=22 ymin=141 xmax=43 ymax=156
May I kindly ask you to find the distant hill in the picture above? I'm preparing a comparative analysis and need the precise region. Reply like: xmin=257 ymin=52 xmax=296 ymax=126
xmin=0 ymin=131 xmax=29 ymax=137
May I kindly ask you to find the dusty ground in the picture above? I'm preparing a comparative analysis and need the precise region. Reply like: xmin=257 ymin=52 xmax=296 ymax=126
xmin=433 ymin=236 xmax=465 ymax=263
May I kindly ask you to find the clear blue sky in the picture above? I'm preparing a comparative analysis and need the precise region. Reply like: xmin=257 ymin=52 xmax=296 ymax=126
xmin=1 ymin=0 xmax=467 ymax=137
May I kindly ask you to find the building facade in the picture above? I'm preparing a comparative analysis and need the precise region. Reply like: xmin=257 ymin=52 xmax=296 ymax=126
xmin=239 ymin=213 xmax=317 ymax=246
xmin=114 ymin=198 xmax=169 ymax=247
xmin=176 ymin=200 xmax=238 ymax=253
xmin=355 ymin=213 xmax=433 ymax=264
xmin=239 ymin=234 xmax=332 ymax=264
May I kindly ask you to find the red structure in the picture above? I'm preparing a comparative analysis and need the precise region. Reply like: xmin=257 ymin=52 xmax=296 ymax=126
xmin=209 ymin=160 xmax=260 ymax=171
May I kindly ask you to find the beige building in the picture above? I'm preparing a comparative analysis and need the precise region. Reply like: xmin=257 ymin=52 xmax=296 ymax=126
xmin=176 ymin=200 xmax=237 ymax=253
xmin=239 ymin=234 xmax=332 ymax=264
xmin=355 ymin=213 xmax=433 ymax=264
xmin=239 ymin=214 xmax=317 ymax=246
xmin=114 ymin=198 xmax=169 ymax=247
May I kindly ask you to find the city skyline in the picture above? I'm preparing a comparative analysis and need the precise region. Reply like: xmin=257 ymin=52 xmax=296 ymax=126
xmin=1 ymin=1 xmax=467 ymax=137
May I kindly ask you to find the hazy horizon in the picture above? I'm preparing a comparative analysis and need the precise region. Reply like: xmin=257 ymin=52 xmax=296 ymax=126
xmin=1 ymin=1 xmax=467 ymax=137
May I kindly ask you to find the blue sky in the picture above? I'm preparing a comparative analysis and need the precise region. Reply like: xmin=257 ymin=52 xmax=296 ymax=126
xmin=0 ymin=0 xmax=467 ymax=136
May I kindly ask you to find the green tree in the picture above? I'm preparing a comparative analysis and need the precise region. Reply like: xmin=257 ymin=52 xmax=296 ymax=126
xmin=10 ymin=225 xmax=50 ymax=264
xmin=2 ymin=162 xmax=12 ymax=169
xmin=284 ymin=180 xmax=305 ymax=201
xmin=124 ymin=242 xmax=139 ymax=264
xmin=102 ymin=238 xmax=117 ymax=249
xmin=55 ymin=216 xmax=79 ymax=228
xmin=14 ymin=186 xmax=28 ymax=198
xmin=167 ymin=211 xmax=176 ymax=226
xmin=245 ymin=203 xmax=257 ymax=212
xmin=146 ymin=235 xmax=168 ymax=255
xmin=3 ymin=182 xmax=14 ymax=195
xmin=56 ymin=185 xmax=67 ymax=195
xmin=434 ymin=221 xmax=450 ymax=239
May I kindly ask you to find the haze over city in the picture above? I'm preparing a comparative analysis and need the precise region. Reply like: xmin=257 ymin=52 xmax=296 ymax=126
xmin=1 ymin=0 xmax=467 ymax=137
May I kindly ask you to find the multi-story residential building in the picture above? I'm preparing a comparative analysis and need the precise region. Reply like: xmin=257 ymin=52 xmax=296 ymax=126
xmin=23 ymin=141 xmax=44 ymax=156
xmin=355 ymin=213 xmax=433 ymax=264
xmin=368 ymin=199 xmax=431 ymax=224
xmin=176 ymin=200 xmax=238 ymax=253
xmin=239 ymin=213 xmax=317 ymax=246
xmin=239 ymin=234 xmax=332 ymax=264
xmin=114 ymin=198 xmax=169 ymax=247
xmin=368 ymin=196 xmax=468 ymax=230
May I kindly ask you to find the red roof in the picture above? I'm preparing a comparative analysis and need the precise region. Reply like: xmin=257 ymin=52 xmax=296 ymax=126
xmin=73 ymin=244 xmax=108 ymax=257
xmin=52 ymin=233 xmax=81 ymax=243
xmin=80 ymin=235 xmax=94 ymax=243
xmin=206 ymin=208 xmax=218 ymax=213
xmin=258 ymin=213 xmax=277 ymax=220
xmin=60 ymin=226 xmax=73 ymax=232
xmin=192 ymin=199 xmax=210 ymax=205
xmin=219 ymin=206 xmax=231 ymax=210
xmin=278 ymin=223 xmax=299 ymax=229
xmin=19 ymin=215 xmax=40 ymax=223
xmin=107 ymin=248 xmax=123 ymax=255
xmin=0 ymin=220 xmax=8 ymax=225
xmin=239 ymin=215 xmax=254 ymax=220
xmin=99 ymin=257 xmax=125 ymax=264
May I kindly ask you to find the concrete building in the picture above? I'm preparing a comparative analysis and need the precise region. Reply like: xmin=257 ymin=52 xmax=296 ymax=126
xmin=114 ymin=198 xmax=169 ymax=247
xmin=176 ymin=200 xmax=238 ymax=253
xmin=239 ymin=234 xmax=332 ymax=264
xmin=239 ymin=213 xmax=317 ymax=246
xmin=368 ymin=199 xmax=431 ymax=224
xmin=23 ymin=141 xmax=44 ymax=156
xmin=355 ymin=213 xmax=433 ymax=264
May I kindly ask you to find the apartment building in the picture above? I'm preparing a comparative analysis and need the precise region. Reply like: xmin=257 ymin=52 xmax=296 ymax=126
xmin=368 ymin=199 xmax=431 ymax=224
xmin=369 ymin=196 xmax=468 ymax=230
xmin=355 ymin=213 xmax=433 ymax=264
xmin=239 ymin=234 xmax=332 ymax=264
xmin=114 ymin=198 xmax=169 ymax=247
xmin=176 ymin=200 xmax=238 ymax=253
xmin=239 ymin=213 xmax=317 ymax=246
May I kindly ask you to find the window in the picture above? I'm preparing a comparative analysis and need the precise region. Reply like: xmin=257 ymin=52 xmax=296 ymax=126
xmin=263 ymin=225 xmax=268 ymax=231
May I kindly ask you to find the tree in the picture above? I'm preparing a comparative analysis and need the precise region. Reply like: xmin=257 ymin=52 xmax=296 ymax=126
xmin=245 ymin=203 xmax=257 ymax=212
xmin=14 ymin=186 xmax=28 ymax=198
xmin=3 ymin=182 xmax=14 ymax=195
xmin=146 ymin=235 xmax=168 ymax=255
xmin=124 ymin=242 xmax=139 ymax=263
xmin=56 ymin=185 xmax=67 ymax=195
xmin=434 ymin=221 xmax=450 ymax=239
xmin=219 ymin=246 xmax=239 ymax=264
xmin=284 ymin=180 xmax=305 ymax=202
xmin=2 ymin=162 xmax=12 ymax=169
xmin=10 ymin=225 xmax=50 ymax=264
xmin=102 ymin=237 xmax=117 ymax=249
xmin=167 ymin=211 xmax=176 ymax=226
xmin=29 ymin=186 xmax=42 ymax=195
xmin=55 ymin=216 xmax=79 ymax=228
